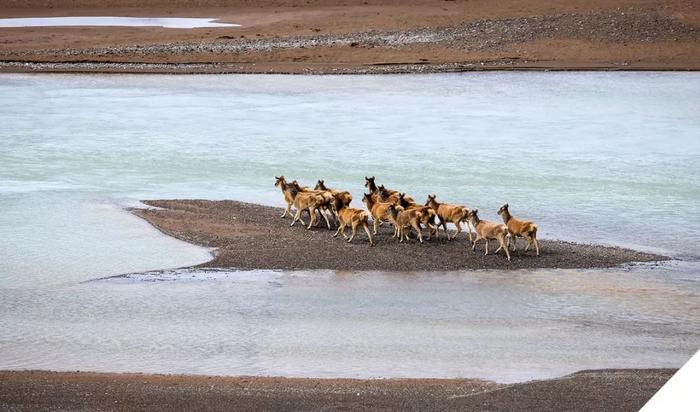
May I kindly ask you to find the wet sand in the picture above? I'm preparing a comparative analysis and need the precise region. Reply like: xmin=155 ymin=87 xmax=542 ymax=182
xmin=0 ymin=369 xmax=674 ymax=411
xmin=1 ymin=0 xmax=699 ymax=74
xmin=132 ymin=200 xmax=667 ymax=271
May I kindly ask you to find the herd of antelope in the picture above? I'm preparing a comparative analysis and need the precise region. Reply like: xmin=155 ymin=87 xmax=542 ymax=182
xmin=274 ymin=175 xmax=540 ymax=261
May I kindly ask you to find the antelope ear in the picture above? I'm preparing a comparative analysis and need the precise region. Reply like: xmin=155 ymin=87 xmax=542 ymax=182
xmin=275 ymin=176 xmax=280 ymax=179
xmin=401 ymin=192 xmax=405 ymax=197
xmin=370 ymin=176 xmax=375 ymax=180
xmin=473 ymin=208 xmax=478 ymax=214
xmin=505 ymin=203 xmax=509 ymax=208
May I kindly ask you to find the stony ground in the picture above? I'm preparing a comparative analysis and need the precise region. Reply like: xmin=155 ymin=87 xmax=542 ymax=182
xmin=132 ymin=199 xmax=667 ymax=271
xmin=1 ymin=0 xmax=699 ymax=73
xmin=0 ymin=369 xmax=674 ymax=411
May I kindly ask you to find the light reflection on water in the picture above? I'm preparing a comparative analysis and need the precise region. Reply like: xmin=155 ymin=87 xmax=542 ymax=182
xmin=0 ymin=264 xmax=697 ymax=383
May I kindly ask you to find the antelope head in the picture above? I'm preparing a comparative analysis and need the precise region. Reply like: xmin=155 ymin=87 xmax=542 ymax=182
xmin=468 ymin=208 xmax=480 ymax=225
xmin=364 ymin=176 xmax=376 ymax=190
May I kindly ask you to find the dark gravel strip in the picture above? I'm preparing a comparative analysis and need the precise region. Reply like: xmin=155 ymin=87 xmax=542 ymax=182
xmin=0 ymin=369 xmax=674 ymax=411
xmin=132 ymin=199 xmax=668 ymax=271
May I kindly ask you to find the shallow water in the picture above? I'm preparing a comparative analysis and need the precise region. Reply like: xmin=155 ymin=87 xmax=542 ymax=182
xmin=0 ymin=17 xmax=239 ymax=29
xmin=0 ymin=73 xmax=698 ymax=380
xmin=0 ymin=264 xmax=697 ymax=383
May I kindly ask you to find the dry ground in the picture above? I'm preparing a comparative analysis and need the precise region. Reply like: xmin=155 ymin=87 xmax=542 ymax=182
xmin=0 ymin=369 xmax=675 ymax=411
xmin=1 ymin=0 xmax=699 ymax=73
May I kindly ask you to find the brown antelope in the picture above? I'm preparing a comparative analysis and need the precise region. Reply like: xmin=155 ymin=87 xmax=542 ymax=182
xmin=467 ymin=209 xmax=511 ymax=261
xmin=498 ymin=203 xmax=540 ymax=256
xmin=290 ymin=179 xmax=312 ymax=192
xmin=365 ymin=176 xmax=385 ymax=203
xmin=362 ymin=193 xmax=394 ymax=235
xmin=425 ymin=194 xmax=472 ymax=242
xmin=387 ymin=204 xmax=425 ymax=243
xmin=290 ymin=180 xmax=335 ymax=228
xmin=365 ymin=176 xmax=410 ymax=204
xmin=398 ymin=193 xmax=439 ymax=240
xmin=364 ymin=177 xmax=398 ymax=227
xmin=332 ymin=201 xmax=374 ymax=246
xmin=274 ymin=175 xmax=295 ymax=218
xmin=364 ymin=176 xmax=386 ymax=203
xmin=289 ymin=185 xmax=333 ymax=230
xmin=378 ymin=185 xmax=401 ymax=204
xmin=378 ymin=184 xmax=415 ymax=204
xmin=315 ymin=180 xmax=353 ymax=212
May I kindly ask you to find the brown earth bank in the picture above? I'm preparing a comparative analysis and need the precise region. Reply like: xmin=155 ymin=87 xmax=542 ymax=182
xmin=132 ymin=200 xmax=667 ymax=271
xmin=1 ymin=0 xmax=699 ymax=74
xmin=0 ymin=369 xmax=675 ymax=411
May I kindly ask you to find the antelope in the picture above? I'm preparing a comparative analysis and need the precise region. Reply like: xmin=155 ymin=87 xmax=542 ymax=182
xmin=290 ymin=180 xmax=335 ymax=228
xmin=364 ymin=176 xmax=387 ymax=203
xmin=425 ymin=194 xmax=472 ymax=242
xmin=378 ymin=185 xmax=401 ymax=204
xmin=274 ymin=175 xmax=295 ymax=218
xmin=364 ymin=177 xmax=397 ymax=227
xmin=467 ymin=209 xmax=511 ymax=261
xmin=362 ymin=193 xmax=394 ymax=235
xmin=398 ymin=193 xmax=439 ymax=240
xmin=315 ymin=180 xmax=353 ymax=213
xmin=291 ymin=179 xmax=312 ymax=192
xmin=289 ymin=186 xmax=333 ymax=230
xmin=365 ymin=176 xmax=408 ymax=204
xmin=498 ymin=203 xmax=539 ymax=256
xmin=332 ymin=201 xmax=374 ymax=246
xmin=387 ymin=204 xmax=425 ymax=243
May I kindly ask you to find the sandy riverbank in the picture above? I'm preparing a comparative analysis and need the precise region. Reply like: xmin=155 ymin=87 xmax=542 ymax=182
xmin=132 ymin=200 xmax=667 ymax=271
xmin=1 ymin=0 xmax=699 ymax=74
xmin=0 ymin=369 xmax=674 ymax=411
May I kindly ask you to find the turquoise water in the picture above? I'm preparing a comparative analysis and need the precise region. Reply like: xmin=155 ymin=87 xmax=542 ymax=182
xmin=0 ymin=73 xmax=698 ymax=380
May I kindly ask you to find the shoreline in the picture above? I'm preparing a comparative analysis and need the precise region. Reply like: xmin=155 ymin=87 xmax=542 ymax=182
xmin=131 ymin=199 xmax=668 ymax=271
xmin=3 ymin=60 xmax=700 ymax=75
xmin=0 ymin=369 xmax=675 ymax=411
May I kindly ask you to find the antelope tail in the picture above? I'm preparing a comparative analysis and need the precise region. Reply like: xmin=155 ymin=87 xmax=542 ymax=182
xmin=529 ymin=223 xmax=538 ymax=236
xmin=361 ymin=211 xmax=371 ymax=223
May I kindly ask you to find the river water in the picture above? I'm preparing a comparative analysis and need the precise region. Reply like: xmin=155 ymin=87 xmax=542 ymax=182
xmin=0 ymin=73 xmax=698 ymax=382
